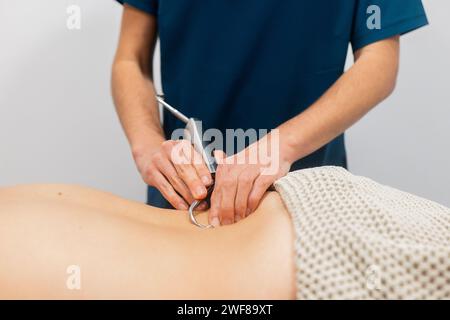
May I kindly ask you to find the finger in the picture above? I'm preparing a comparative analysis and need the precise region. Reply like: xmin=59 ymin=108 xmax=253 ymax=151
xmin=175 ymin=161 xmax=207 ymax=200
xmin=152 ymin=152 xmax=195 ymax=204
xmin=219 ymin=176 xmax=238 ymax=225
xmin=234 ymin=170 xmax=258 ymax=221
xmin=189 ymin=147 xmax=213 ymax=186
xmin=166 ymin=141 xmax=207 ymax=200
xmin=214 ymin=149 xmax=227 ymax=166
xmin=151 ymin=170 xmax=189 ymax=210
xmin=213 ymin=150 xmax=238 ymax=225
xmin=215 ymin=163 xmax=238 ymax=225
xmin=247 ymin=175 xmax=274 ymax=215
xmin=209 ymin=149 xmax=229 ymax=226
xmin=209 ymin=187 xmax=221 ymax=227
xmin=197 ymin=201 xmax=209 ymax=211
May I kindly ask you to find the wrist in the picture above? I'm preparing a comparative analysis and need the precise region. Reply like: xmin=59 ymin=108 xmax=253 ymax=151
xmin=257 ymin=131 xmax=295 ymax=168
xmin=131 ymin=135 xmax=165 ymax=160
xmin=277 ymin=127 xmax=304 ymax=165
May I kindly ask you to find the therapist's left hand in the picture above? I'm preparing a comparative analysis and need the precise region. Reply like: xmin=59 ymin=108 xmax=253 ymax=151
xmin=209 ymin=134 xmax=292 ymax=227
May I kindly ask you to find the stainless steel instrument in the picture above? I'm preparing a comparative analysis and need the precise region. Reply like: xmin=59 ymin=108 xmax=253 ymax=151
xmin=156 ymin=95 xmax=217 ymax=228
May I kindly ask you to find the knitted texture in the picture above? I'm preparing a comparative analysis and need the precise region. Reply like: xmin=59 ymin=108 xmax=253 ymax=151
xmin=274 ymin=166 xmax=450 ymax=300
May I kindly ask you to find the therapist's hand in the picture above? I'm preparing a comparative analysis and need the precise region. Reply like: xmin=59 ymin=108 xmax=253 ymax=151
xmin=209 ymin=134 xmax=292 ymax=227
xmin=133 ymin=140 xmax=213 ymax=210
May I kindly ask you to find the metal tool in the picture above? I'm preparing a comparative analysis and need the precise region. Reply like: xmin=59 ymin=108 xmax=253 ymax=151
xmin=156 ymin=96 xmax=217 ymax=229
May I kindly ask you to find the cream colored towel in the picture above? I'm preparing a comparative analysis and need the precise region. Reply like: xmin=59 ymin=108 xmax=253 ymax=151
xmin=274 ymin=166 xmax=450 ymax=300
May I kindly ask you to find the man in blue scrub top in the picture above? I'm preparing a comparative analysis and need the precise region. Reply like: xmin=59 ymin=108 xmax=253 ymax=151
xmin=112 ymin=0 xmax=428 ymax=226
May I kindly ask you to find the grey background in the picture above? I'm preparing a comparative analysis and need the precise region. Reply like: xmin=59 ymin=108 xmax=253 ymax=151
xmin=0 ymin=0 xmax=449 ymax=206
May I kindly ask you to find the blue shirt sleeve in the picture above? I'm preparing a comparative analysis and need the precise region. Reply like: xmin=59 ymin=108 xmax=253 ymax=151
xmin=351 ymin=0 xmax=428 ymax=51
xmin=115 ymin=0 xmax=158 ymax=16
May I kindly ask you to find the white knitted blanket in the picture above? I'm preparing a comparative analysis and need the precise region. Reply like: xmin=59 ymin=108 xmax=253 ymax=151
xmin=274 ymin=166 xmax=450 ymax=300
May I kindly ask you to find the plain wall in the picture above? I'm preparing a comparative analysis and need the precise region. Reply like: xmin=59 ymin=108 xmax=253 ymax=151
xmin=0 ymin=0 xmax=449 ymax=206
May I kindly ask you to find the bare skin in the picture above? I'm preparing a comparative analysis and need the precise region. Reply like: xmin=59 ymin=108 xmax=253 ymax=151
xmin=112 ymin=5 xmax=400 ymax=225
xmin=111 ymin=6 xmax=212 ymax=211
xmin=0 ymin=185 xmax=295 ymax=299
xmin=212 ymin=36 xmax=400 ymax=225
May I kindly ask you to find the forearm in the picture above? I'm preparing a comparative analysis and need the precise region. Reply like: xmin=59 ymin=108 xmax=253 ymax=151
xmin=111 ymin=6 xmax=213 ymax=207
xmin=112 ymin=60 xmax=165 ymax=156
xmin=279 ymin=38 xmax=400 ymax=164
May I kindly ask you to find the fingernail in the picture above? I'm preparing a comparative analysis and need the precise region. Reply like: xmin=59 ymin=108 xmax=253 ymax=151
xmin=211 ymin=217 xmax=220 ymax=227
xmin=201 ymin=176 xmax=211 ymax=185
xmin=246 ymin=208 xmax=251 ymax=216
xmin=179 ymin=203 xmax=188 ymax=210
xmin=235 ymin=215 xmax=241 ymax=222
xmin=196 ymin=186 xmax=206 ymax=198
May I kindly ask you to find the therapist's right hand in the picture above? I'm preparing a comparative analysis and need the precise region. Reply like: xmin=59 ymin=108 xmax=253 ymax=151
xmin=133 ymin=140 xmax=212 ymax=210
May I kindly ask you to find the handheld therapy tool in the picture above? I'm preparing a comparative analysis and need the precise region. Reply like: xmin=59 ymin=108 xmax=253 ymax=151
xmin=156 ymin=95 xmax=217 ymax=229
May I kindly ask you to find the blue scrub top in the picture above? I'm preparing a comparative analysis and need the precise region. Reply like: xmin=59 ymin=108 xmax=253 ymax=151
xmin=116 ymin=0 xmax=428 ymax=207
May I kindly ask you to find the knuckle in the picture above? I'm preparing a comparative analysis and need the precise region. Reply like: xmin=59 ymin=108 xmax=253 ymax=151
xmin=157 ymin=177 xmax=170 ymax=190
xmin=170 ymin=175 xmax=184 ymax=188
xmin=151 ymin=152 xmax=164 ymax=163
xmin=177 ymin=140 xmax=191 ymax=154
xmin=188 ymin=174 xmax=202 ymax=186
xmin=176 ymin=163 xmax=188 ymax=175
xmin=184 ymin=170 xmax=199 ymax=185
xmin=179 ymin=139 xmax=191 ymax=148
xmin=223 ymin=178 xmax=236 ymax=188
xmin=260 ymin=175 xmax=274 ymax=186
xmin=252 ymin=180 xmax=267 ymax=193
xmin=235 ymin=203 xmax=246 ymax=217
xmin=240 ymin=173 xmax=254 ymax=185
xmin=161 ymin=140 xmax=173 ymax=152
xmin=185 ymin=178 xmax=204 ymax=195
xmin=144 ymin=166 xmax=156 ymax=179
xmin=248 ymin=195 xmax=259 ymax=209
xmin=165 ymin=191 xmax=178 ymax=201
xmin=215 ymin=164 xmax=227 ymax=174
xmin=158 ymin=182 xmax=170 ymax=194
xmin=162 ymin=139 xmax=174 ymax=147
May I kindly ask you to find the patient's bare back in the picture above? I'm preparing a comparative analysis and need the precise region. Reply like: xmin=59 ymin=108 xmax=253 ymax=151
xmin=0 ymin=184 xmax=295 ymax=299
